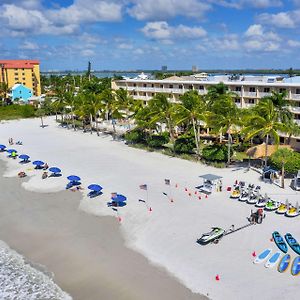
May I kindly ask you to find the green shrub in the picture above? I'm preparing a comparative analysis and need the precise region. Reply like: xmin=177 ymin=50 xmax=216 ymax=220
xmin=147 ymin=133 xmax=169 ymax=148
xmin=0 ymin=104 xmax=35 ymax=120
xmin=20 ymin=105 xmax=35 ymax=118
xmin=174 ymin=135 xmax=195 ymax=154
xmin=124 ymin=130 xmax=146 ymax=144
xmin=202 ymin=144 xmax=232 ymax=162
xmin=270 ymin=148 xmax=300 ymax=175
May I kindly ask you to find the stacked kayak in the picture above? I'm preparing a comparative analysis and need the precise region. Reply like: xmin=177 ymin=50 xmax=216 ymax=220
xmin=272 ymin=231 xmax=288 ymax=253
xmin=285 ymin=233 xmax=300 ymax=255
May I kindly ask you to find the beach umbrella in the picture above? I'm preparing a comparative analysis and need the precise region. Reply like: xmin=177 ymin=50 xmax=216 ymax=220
xmin=67 ymin=175 xmax=81 ymax=182
xmin=0 ymin=144 xmax=6 ymax=149
xmin=88 ymin=184 xmax=103 ymax=192
xmin=49 ymin=167 xmax=61 ymax=174
xmin=111 ymin=194 xmax=127 ymax=202
xmin=32 ymin=160 xmax=44 ymax=166
xmin=7 ymin=149 xmax=17 ymax=153
xmin=19 ymin=154 xmax=30 ymax=160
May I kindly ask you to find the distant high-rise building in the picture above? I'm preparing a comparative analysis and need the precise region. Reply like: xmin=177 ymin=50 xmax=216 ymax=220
xmin=161 ymin=65 xmax=167 ymax=71
xmin=192 ymin=65 xmax=198 ymax=72
xmin=0 ymin=60 xmax=41 ymax=97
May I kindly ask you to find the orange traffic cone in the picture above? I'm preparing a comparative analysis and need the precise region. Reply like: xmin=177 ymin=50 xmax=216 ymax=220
xmin=252 ymin=251 xmax=256 ymax=257
xmin=198 ymin=196 xmax=201 ymax=200
xmin=205 ymin=194 xmax=208 ymax=199
xmin=270 ymin=237 xmax=274 ymax=242
xmin=185 ymin=187 xmax=188 ymax=192
xmin=149 ymin=207 xmax=152 ymax=212
xmin=188 ymin=192 xmax=192 ymax=196
xmin=118 ymin=217 xmax=122 ymax=222
xmin=170 ymin=198 xmax=174 ymax=202
xmin=215 ymin=274 xmax=220 ymax=281
xmin=175 ymin=183 xmax=178 ymax=188
xmin=195 ymin=191 xmax=198 ymax=195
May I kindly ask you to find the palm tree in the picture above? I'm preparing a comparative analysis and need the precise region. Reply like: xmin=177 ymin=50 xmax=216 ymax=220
xmin=242 ymin=99 xmax=288 ymax=166
xmin=207 ymin=94 xmax=241 ymax=164
xmin=173 ymin=90 xmax=207 ymax=156
xmin=146 ymin=93 xmax=176 ymax=142
xmin=206 ymin=82 xmax=237 ymax=108
xmin=265 ymin=91 xmax=293 ymax=123
xmin=0 ymin=82 xmax=9 ymax=102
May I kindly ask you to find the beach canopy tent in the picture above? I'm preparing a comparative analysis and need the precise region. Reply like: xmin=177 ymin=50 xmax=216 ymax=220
xmin=67 ymin=175 xmax=81 ymax=182
xmin=49 ymin=167 xmax=61 ymax=174
xmin=88 ymin=184 xmax=103 ymax=192
xmin=198 ymin=174 xmax=223 ymax=194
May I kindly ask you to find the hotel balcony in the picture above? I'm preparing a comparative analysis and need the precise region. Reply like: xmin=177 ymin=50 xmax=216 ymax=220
xmin=290 ymin=106 xmax=300 ymax=114
xmin=291 ymin=94 xmax=300 ymax=101
xmin=258 ymin=92 xmax=272 ymax=97
xmin=243 ymin=92 xmax=257 ymax=97
xmin=243 ymin=103 xmax=256 ymax=108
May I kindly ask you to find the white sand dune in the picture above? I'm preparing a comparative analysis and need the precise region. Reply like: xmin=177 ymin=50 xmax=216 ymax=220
xmin=0 ymin=116 xmax=300 ymax=300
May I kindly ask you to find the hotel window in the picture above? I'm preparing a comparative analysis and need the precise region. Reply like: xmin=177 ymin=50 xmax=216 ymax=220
xmin=15 ymin=77 xmax=18 ymax=80
xmin=249 ymin=87 xmax=255 ymax=92
xmin=133 ymin=91 xmax=137 ymax=95
xmin=22 ymin=72 xmax=25 ymax=76
xmin=160 ymin=84 xmax=163 ymax=88
xmin=279 ymin=88 xmax=286 ymax=93
xmin=179 ymin=85 xmax=183 ymax=89
xmin=143 ymin=92 xmax=146 ymax=96
xmin=143 ymin=84 xmax=147 ymax=87
xmin=296 ymin=89 xmax=300 ymax=94
xmin=235 ymin=98 xmax=241 ymax=103
xmin=151 ymin=84 xmax=154 ymax=87
xmin=235 ymin=87 xmax=241 ymax=92
xmin=189 ymin=85 xmax=193 ymax=89
xmin=169 ymin=84 xmax=173 ymax=88
xmin=15 ymin=68 xmax=18 ymax=71
xmin=22 ymin=77 xmax=25 ymax=80
xmin=133 ymin=83 xmax=136 ymax=87
xmin=199 ymin=85 xmax=204 ymax=90
xmin=263 ymin=88 xmax=270 ymax=93
xmin=14 ymin=72 xmax=18 ymax=75
xmin=248 ymin=99 xmax=255 ymax=104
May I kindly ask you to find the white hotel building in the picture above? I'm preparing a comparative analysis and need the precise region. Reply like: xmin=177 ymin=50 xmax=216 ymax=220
xmin=112 ymin=74 xmax=300 ymax=151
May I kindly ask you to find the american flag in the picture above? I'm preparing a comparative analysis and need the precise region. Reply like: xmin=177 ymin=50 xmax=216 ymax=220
xmin=111 ymin=192 xmax=117 ymax=198
xmin=164 ymin=179 xmax=170 ymax=185
xmin=139 ymin=184 xmax=147 ymax=190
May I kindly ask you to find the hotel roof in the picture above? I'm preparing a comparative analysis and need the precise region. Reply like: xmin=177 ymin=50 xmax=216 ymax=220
xmin=0 ymin=60 xmax=39 ymax=69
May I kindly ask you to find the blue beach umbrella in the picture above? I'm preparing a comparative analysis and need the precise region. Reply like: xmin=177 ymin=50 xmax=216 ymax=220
xmin=88 ymin=184 xmax=103 ymax=192
xmin=19 ymin=154 xmax=30 ymax=160
xmin=49 ymin=167 xmax=61 ymax=174
xmin=67 ymin=175 xmax=81 ymax=182
xmin=7 ymin=149 xmax=17 ymax=153
xmin=111 ymin=194 xmax=127 ymax=202
xmin=32 ymin=160 xmax=44 ymax=166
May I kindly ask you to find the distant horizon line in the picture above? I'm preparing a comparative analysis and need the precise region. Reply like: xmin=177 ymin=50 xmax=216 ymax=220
xmin=41 ymin=68 xmax=300 ymax=74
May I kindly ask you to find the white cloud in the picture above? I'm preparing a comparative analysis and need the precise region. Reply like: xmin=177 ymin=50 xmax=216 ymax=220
xmin=141 ymin=22 xmax=206 ymax=41
xmin=19 ymin=41 xmax=39 ymax=50
xmin=243 ymin=25 xmax=281 ymax=52
xmin=212 ymin=0 xmax=282 ymax=9
xmin=118 ymin=43 xmax=134 ymax=49
xmin=287 ymin=40 xmax=300 ymax=47
xmin=81 ymin=49 xmax=95 ymax=57
xmin=128 ymin=0 xmax=211 ymax=20
xmin=257 ymin=11 xmax=297 ymax=28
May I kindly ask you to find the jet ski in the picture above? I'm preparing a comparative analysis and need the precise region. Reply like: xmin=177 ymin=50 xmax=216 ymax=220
xmin=197 ymin=227 xmax=225 ymax=245
xmin=265 ymin=200 xmax=280 ymax=211
xmin=247 ymin=192 xmax=258 ymax=205
xmin=230 ymin=188 xmax=241 ymax=199
xmin=276 ymin=203 xmax=288 ymax=214
xmin=286 ymin=206 xmax=299 ymax=217
xmin=238 ymin=189 xmax=248 ymax=201
xmin=256 ymin=194 xmax=268 ymax=208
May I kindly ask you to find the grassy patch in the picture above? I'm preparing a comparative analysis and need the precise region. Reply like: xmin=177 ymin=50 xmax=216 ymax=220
xmin=0 ymin=105 xmax=35 ymax=120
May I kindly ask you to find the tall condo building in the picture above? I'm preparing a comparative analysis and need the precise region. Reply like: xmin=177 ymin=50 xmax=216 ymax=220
xmin=0 ymin=60 xmax=41 ymax=97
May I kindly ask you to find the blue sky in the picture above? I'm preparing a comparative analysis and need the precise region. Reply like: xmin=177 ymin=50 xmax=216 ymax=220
xmin=1 ymin=0 xmax=300 ymax=71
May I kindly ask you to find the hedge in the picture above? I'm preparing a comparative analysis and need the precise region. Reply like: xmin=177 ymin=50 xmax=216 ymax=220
xmin=270 ymin=148 xmax=300 ymax=175
xmin=202 ymin=144 xmax=232 ymax=162
xmin=174 ymin=136 xmax=195 ymax=154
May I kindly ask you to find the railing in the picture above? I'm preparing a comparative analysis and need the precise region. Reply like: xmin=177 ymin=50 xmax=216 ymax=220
xmin=243 ymin=92 xmax=257 ymax=97
xmin=243 ymin=103 xmax=255 ymax=108
xmin=291 ymin=94 xmax=300 ymax=100
xmin=258 ymin=92 xmax=272 ymax=97
xmin=291 ymin=106 xmax=300 ymax=113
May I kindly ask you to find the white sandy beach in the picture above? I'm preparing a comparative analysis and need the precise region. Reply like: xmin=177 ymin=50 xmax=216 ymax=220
xmin=0 ymin=116 xmax=300 ymax=300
